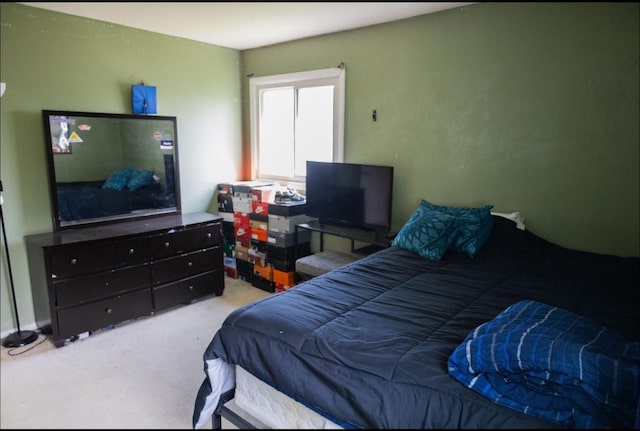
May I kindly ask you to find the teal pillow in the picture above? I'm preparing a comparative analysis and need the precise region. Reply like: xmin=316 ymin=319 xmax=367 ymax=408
xmin=392 ymin=204 xmax=459 ymax=261
xmin=102 ymin=167 xmax=133 ymax=191
xmin=421 ymin=200 xmax=494 ymax=257
xmin=127 ymin=168 xmax=154 ymax=191
xmin=461 ymin=213 xmax=493 ymax=257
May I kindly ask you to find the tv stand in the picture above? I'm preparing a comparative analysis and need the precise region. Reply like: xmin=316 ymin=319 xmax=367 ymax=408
xmin=294 ymin=221 xmax=395 ymax=280
xmin=295 ymin=221 xmax=395 ymax=255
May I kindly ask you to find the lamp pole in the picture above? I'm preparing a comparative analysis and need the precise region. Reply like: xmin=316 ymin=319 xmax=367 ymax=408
xmin=1 ymin=80 xmax=39 ymax=348
xmin=1 ymin=181 xmax=38 ymax=347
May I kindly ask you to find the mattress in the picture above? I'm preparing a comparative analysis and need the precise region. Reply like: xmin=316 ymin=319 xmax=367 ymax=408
xmin=193 ymin=216 xmax=639 ymax=429
xmin=234 ymin=366 xmax=342 ymax=429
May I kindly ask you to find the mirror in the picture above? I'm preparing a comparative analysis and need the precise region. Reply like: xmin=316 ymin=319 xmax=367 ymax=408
xmin=42 ymin=110 xmax=181 ymax=230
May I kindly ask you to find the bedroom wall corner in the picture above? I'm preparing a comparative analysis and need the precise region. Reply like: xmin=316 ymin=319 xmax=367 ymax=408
xmin=240 ymin=2 xmax=639 ymax=257
xmin=0 ymin=3 xmax=243 ymax=334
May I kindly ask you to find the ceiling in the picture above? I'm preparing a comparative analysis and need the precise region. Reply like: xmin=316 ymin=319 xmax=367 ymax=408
xmin=21 ymin=2 xmax=474 ymax=50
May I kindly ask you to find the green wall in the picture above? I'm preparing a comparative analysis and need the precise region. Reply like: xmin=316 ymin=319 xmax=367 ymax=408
xmin=1 ymin=3 xmax=638 ymax=336
xmin=241 ymin=2 xmax=639 ymax=258
xmin=0 ymin=3 xmax=243 ymax=334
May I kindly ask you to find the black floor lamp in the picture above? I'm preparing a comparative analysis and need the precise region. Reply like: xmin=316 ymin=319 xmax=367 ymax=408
xmin=1 ymin=82 xmax=39 ymax=348
xmin=1 ymin=181 xmax=38 ymax=348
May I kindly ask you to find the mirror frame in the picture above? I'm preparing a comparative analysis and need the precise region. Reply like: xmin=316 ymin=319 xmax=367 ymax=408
xmin=42 ymin=110 xmax=181 ymax=231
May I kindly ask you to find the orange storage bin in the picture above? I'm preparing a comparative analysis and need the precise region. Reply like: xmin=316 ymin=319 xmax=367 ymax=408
xmin=273 ymin=269 xmax=295 ymax=286
xmin=251 ymin=227 xmax=267 ymax=242
xmin=253 ymin=263 xmax=273 ymax=281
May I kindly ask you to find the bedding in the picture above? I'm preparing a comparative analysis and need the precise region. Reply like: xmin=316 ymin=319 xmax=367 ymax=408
xmin=449 ymin=299 xmax=639 ymax=428
xmin=193 ymin=215 xmax=639 ymax=429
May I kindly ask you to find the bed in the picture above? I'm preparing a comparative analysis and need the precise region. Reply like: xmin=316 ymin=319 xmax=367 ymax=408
xmin=192 ymin=207 xmax=639 ymax=429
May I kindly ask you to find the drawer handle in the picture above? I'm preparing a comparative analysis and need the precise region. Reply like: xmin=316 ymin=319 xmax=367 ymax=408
xmin=207 ymin=233 xmax=212 ymax=239
xmin=188 ymin=285 xmax=194 ymax=291
xmin=70 ymin=258 xmax=77 ymax=265
xmin=105 ymin=308 xmax=113 ymax=315
xmin=129 ymin=248 xmax=135 ymax=255
xmin=164 ymin=242 xmax=170 ymax=248
xmin=187 ymin=261 xmax=193 ymax=267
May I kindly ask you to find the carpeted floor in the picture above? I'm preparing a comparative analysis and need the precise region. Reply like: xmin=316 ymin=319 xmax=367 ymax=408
xmin=0 ymin=277 xmax=270 ymax=429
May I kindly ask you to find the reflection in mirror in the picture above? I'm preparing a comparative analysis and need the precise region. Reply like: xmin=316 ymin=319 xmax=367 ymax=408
xmin=42 ymin=110 xmax=181 ymax=230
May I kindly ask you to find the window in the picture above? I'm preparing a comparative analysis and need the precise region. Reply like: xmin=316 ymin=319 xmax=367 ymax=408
xmin=249 ymin=67 xmax=345 ymax=185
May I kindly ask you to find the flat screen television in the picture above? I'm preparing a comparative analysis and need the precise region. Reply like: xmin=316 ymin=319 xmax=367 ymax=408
xmin=42 ymin=110 xmax=180 ymax=230
xmin=305 ymin=161 xmax=393 ymax=231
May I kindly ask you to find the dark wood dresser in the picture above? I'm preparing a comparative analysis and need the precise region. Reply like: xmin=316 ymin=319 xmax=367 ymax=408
xmin=25 ymin=212 xmax=224 ymax=347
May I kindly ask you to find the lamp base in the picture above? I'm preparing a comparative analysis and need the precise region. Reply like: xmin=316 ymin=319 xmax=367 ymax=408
xmin=2 ymin=330 xmax=38 ymax=348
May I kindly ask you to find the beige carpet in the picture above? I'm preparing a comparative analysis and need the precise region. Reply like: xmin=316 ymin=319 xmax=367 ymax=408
xmin=0 ymin=277 xmax=270 ymax=429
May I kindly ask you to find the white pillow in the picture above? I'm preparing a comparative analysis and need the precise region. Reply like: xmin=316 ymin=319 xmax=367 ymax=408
xmin=491 ymin=211 xmax=525 ymax=230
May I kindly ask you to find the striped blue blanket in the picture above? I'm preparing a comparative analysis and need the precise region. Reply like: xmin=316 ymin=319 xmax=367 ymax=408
xmin=448 ymin=300 xmax=639 ymax=428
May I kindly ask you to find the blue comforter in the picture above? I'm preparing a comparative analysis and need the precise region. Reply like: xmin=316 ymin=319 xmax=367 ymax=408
xmin=193 ymin=216 xmax=639 ymax=429
xmin=448 ymin=299 xmax=640 ymax=428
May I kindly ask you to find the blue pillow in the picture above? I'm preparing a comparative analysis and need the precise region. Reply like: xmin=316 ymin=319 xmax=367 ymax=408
xmin=461 ymin=214 xmax=493 ymax=257
xmin=127 ymin=169 xmax=154 ymax=191
xmin=421 ymin=200 xmax=493 ymax=257
xmin=102 ymin=167 xmax=133 ymax=191
xmin=392 ymin=204 xmax=459 ymax=260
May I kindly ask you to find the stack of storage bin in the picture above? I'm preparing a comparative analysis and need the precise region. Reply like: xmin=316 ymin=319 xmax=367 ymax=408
xmin=216 ymin=182 xmax=239 ymax=279
xmin=267 ymin=201 xmax=315 ymax=291
xmin=248 ymin=185 xmax=276 ymax=292
xmin=217 ymin=181 xmax=273 ymax=283
xmin=217 ymin=181 xmax=315 ymax=293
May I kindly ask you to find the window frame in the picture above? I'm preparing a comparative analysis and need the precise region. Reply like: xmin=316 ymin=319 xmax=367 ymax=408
xmin=249 ymin=67 xmax=345 ymax=186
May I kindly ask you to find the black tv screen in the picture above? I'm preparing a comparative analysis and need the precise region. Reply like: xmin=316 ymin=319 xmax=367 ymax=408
xmin=305 ymin=161 xmax=393 ymax=231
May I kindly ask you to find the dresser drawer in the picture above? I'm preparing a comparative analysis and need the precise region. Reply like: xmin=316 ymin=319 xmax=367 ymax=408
xmin=55 ymin=264 xmax=151 ymax=308
xmin=110 ymin=236 xmax=152 ymax=267
xmin=151 ymin=246 xmax=222 ymax=285
xmin=153 ymin=269 xmax=224 ymax=311
xmin=149 ymin=223 xmax=222 ymax=259
xmin=56 ymin=289 xmax=153 ymax=339
xmin=49 ymin=236 xmax=150 ymax=278
xmin=49 ymin=243 xmax=109 ymax=279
